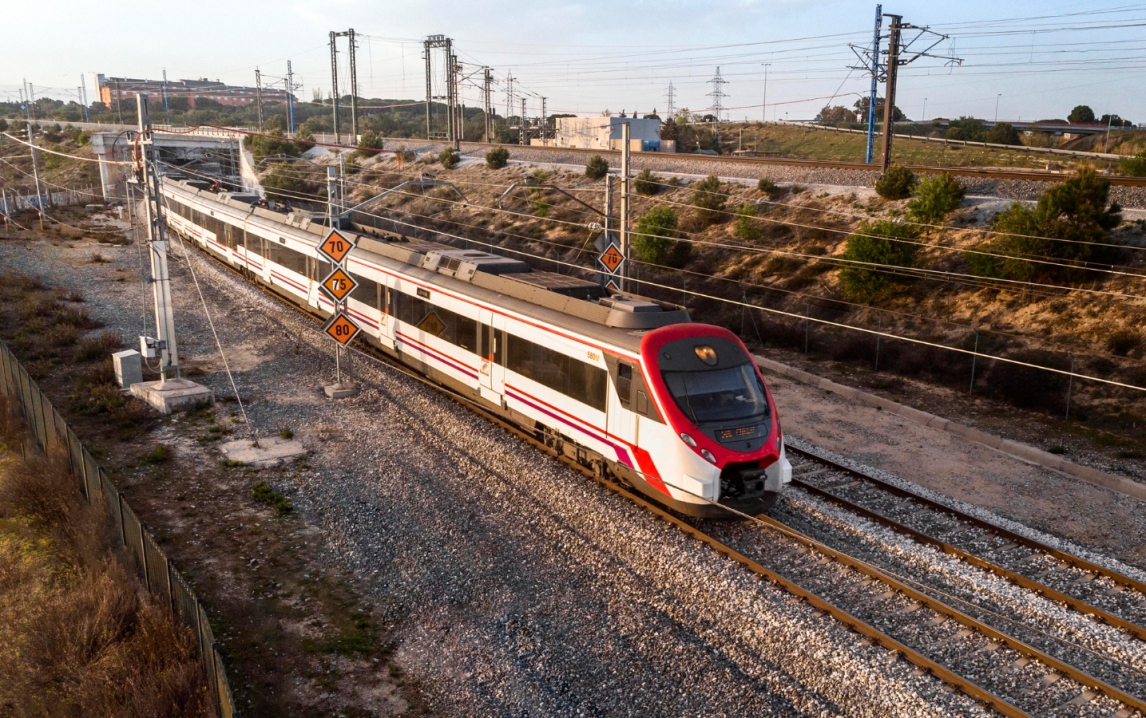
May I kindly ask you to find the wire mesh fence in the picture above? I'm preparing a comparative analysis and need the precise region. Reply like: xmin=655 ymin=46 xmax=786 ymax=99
xmin=0 ymin=339 xmax=238 ymax=717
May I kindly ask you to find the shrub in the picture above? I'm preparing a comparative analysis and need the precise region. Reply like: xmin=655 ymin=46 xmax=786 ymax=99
xmin=1120 ymin=151 xmax=1146 ymax=177
xmin=732 ymin=204 xmax=764 ymax=240
xmin=584 ymin=155 xmax=609 ymax=180
xmin=692 ymin=175 xmax=727 ymax=226
xmin=143 ymin=445 xmax=170 ymax=464
xmin=263 ymin=165 xmax=321 ymax=200
xmin=875 ymin=165 xmax=916 ymax=200
xmin=906 ymin=173 xmax=965 ymax=225
xmin=982 ymin=349 xmax=1070 ymax=413
xmin=1106 ymin=329 xmax=1139 ymax=356
xmin=634 ymin=168 xmax=661 ymax=195
xmin=984 ymin=122 xmax=1021 ymax=145
xmin=355 ymin=130 xmax=384 ymax=158
xmin=633 ymin=206 xmax=690 ymax=267
xmin=838 ymin=220 xmax=921 ymax=301
xmin=438 ymin=148 xmax=460 ymax=169
xmin=485 ymin=146 xmax=509 ymax=169
xmin=74 ymin=332 xmax=120 ymax=362
xmin=757 ymin=177 xmax=787 ymax=200
xmin=966 ymin=167 xmax=1122 ymax=281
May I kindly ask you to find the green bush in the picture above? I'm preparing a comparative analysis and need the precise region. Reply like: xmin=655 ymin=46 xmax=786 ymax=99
xmin=966 ymin=167 xmax=1122 ymax=281
xmin=1120 ymin=152 xmax=1146 ymax=177
xmin=984 ymin=123 xmax=1021 ymax=145
xmin=438 ymin=148 xmax=460 ymax=169
xmin=875 ymin=165 xmax=916 ymax=200
xmin=906 ymin=173 xmax=966 ymax=225
xmin=732 ymin=204 xmax=764 ymax=240
xmin=838 ymin=220 xmax=921 ymax=301
xmin=692 ymin=175 xmax=726 ymax=226
xmin=263 ymin=165 xmax=321 ymax=200
xmin=585 ymin=155 xmax=609 ymax=180
xmin=633 ymin=206 xmax=690 ymax=267
xmin=485 ymin=146 xmax=509 ymax=169
xmin=634 ymin=168 xmax=661 ymax=195
xmin=355 ymin=130 xmax=384 ymax=158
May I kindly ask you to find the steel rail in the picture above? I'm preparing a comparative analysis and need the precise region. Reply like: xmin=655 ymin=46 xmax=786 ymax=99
xmin=788 ymin=445 xmax=1146 ymax=598
xmin=375 ymin=136 xmax=1146 ymax=187
xmin=166 ymin=216 xmax=1146 ymax=716
xmin=166 ymin=223 xmax=1030 ymax=717
xmin=751 ymin=512 xmax=1146 ymax=715
xmin=791 ymin=473 xmax=1146 ymax=642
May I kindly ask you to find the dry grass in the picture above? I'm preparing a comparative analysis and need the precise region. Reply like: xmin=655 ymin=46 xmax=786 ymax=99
xmin=0 ymin=426 xmax=213 ymax=717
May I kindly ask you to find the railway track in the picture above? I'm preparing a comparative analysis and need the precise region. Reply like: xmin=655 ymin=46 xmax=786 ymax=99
xmin=377 ymin=136 xmax=1146 ymax=187
xmin=173 ymin=232 xmax=1146 ymax=717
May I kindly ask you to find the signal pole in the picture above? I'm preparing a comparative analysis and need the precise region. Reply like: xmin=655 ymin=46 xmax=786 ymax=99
xmin=865 ymin=6 xmax=882 ymax=163
xmin=162 ymin=68 xmax=170 ymax=111
xmin=286 ymin=61 xmax=297 ymax=133
xmin=80 ymin=74 xmax=90 ymax=122
xmin=255 ymin=68 xmax=263 ymax=128
xmin=348 ymin=28 xmax=359 ymax=142
xmin=880 ymin=14 xmax=901 ymax=172
xmin=330 ymin=31 xmax=341 ymax=143
xmin=483 ymin=67 xmax=493 ymax=142
xmin=665 ymin=81 xmax=676 ymax=119
xmin=619 ymin=121 xmax=631 ymax=293
xmin=540 ymin=96 xmax=547 ymax=144
xmin=23 ymin=80 xmax=45 ymax=229
xmin=136 ymin=95 xmax=179 ymax=382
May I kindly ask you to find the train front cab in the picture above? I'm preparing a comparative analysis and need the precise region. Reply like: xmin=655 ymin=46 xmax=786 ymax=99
xmin=634 ymin=325 xmax=792 ymax=518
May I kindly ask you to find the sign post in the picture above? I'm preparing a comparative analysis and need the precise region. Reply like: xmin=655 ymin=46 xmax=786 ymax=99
xmin=318 ymin=227 xmax=360 ymax=398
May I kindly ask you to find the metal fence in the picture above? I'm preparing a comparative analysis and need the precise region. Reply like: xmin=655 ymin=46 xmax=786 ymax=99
xmin=0 ymin=340 xmax=237 ymax=718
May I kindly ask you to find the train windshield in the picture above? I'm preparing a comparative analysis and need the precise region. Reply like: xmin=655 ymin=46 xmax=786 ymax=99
xmin=662 ymin=364 xmax=770 ymax=425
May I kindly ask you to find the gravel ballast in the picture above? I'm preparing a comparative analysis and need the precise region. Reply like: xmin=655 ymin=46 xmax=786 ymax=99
xmin=0 ymin=229 xmax=997 ymax=716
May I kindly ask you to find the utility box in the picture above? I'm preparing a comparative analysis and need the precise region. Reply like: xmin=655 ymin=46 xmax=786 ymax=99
xmin=112 ymin=349 xmax=143 ymax=388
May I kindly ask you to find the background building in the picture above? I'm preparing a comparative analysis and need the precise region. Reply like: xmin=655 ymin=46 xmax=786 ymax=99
xmin=97 ymin=75 xmax=292 ymax=109
xmin=550 ymin=116 xmax=670 ymax=152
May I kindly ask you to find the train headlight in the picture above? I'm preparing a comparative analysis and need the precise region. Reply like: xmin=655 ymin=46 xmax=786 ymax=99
xmin=701 ymin=449 xmax=716 ymax=464
xmin=679 ymin=432 xmax=697 ymax=447
xmin=777 ymin=435 xmax=782 ymax=450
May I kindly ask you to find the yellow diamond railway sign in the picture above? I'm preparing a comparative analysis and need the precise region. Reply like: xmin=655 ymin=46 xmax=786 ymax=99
xmin=598 ymin=243 xmax=625 ymax=274
xmin=321 ymin=267 xmax=358 ymax=303
xmin=318 ymin=228 xmax=355 ymax=265
xmin=324 ymin=312 xmax=361 ymax=346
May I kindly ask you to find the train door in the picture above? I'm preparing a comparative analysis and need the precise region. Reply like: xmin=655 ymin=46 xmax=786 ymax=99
xmin=478 ymin=309 xmax=503 ymax=406
xmin=605 ymin=356 xmax=638 ymax=449
xmin=377 ymin=284 xmax=396 ymax=350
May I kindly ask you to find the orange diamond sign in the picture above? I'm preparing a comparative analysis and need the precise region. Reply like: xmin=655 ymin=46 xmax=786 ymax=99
xmin=318 ymin=229 xmax=355 ymax=264
xmin=324 ymin=312 xmax=360 ymax=345
xmin=598 ymin=243 xmax=625 ymax=274
xmin=320 ymin=267 xmax=358 ymax=303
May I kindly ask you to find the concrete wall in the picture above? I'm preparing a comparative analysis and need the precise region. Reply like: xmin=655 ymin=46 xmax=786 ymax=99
xmin=554 ymin=117 xmax=662 ymax=150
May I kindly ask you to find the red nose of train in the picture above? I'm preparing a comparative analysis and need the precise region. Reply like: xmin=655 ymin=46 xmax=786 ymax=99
xmin=640 ymin=324 xmax=781 ymax=470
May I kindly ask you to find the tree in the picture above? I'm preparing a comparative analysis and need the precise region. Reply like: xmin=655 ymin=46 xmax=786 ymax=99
xmin=817 ymin=105 xmax=854 ymax=124
xmin=485 ymin=146 xmax=509 ymax=169
xmin=875 ymin=165 xmax=916 ymax=200
xmin=1068 ymin=105 xmax=1095 ymax=124
xmin=438 ymin=148 xmax=460 ymax=169
xmin=633 ymin=207 xmax=690 ymax=267
xmin=1120 ymin=151 xmax=1146 ymax=177
xmin=946 ymin=116 xmax=986 ymax=142
xmin=984 ymin=122 xmax=1021 ymax=145
xmin=355 ymin=130 xmax=384 ymax=158
xmin=584 ymin=155 xmax=609 ymax=180
xmin=633 ymin=168 xmax=661 ymax=195
xmin=906 ymin=173 xmax=965 ymax=225
xmin=838 ymin=221 xmax=922 ymax=301
xmin=854 ymin=96 xmax=906 ymax=122
xmin=1100 ymin=114 xmax=1132 ymax=128
xmin=732 ymin=204 xmax=764 ymax=240
xmin=692 ymin=175 xmax=726 ymax=226
xmin=966 ymin=167 xmax=1122 ymax=281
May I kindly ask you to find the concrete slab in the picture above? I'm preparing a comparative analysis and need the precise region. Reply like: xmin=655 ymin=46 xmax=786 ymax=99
xmin=324 ymin=382 xmax=358 ymax=399
xmin=219 ymin=436 xmax=307 ymax=468
xmin=130 ymin=378 xmax=214 ymax=414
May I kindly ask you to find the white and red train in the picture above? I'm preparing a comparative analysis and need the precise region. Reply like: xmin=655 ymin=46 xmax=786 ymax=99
xmin=160 ymin=179 xmax=791 ymax=516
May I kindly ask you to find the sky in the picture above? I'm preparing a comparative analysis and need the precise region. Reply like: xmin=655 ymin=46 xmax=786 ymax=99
xmin=3 ymin=0 xmax=1144 ymax=123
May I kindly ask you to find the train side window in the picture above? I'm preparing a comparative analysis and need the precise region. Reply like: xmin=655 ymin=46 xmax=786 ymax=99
xmin=616 ymin=363 xmax=633 ymax=409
